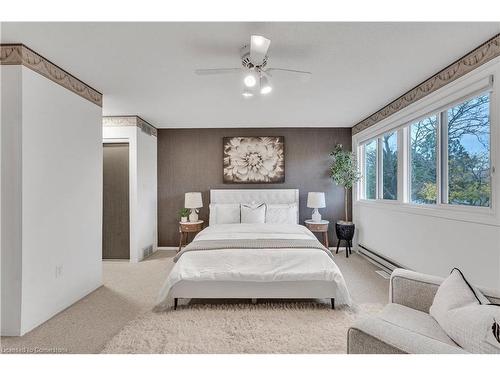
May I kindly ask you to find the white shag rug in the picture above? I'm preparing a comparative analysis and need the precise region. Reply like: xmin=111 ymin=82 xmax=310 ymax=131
xmin=101 ymin=301 xmax=382 ymax=354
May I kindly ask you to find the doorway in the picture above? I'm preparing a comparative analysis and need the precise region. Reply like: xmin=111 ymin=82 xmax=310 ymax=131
xmin=103 ymin=143 xmax=130 ymax=259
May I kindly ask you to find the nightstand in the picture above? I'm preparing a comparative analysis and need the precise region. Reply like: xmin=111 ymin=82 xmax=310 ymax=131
xmin=304 ymin=219 xmax=330 ymax=248
xmin=178 ymin=220 xmax=204 ymax=252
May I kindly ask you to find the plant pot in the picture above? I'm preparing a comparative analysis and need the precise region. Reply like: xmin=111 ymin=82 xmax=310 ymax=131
xmin=335 ymin=221 xmax=355 ymax=240
xmin=180 ymin=217 xmax=188 ymax=223
xmin=335 ymin=221 xmax=355 ymax=258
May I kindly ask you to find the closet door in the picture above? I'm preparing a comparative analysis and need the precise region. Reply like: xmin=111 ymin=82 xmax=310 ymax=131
xmin=102 ymin=143 xmax=130 ymax=259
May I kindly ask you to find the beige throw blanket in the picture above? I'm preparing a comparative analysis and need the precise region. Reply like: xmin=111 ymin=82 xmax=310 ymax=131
xmin=174 ymin=239 xmax=334 ymax=263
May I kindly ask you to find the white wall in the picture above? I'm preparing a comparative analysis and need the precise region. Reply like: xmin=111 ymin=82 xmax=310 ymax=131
xmin=136 ymin=128 xmax=158 ymax=260
xmin=353 ymin=58 xmax=500 ymax=294
xmin=103 ymin=125 xmax=157 ymax=263
xmin=1 ymin=66 xmax=23 ymax=336
xmin=355 ymin=205 xmax=500 ymax=291
xmin=1 ymin=66 xmax=103 ymax=336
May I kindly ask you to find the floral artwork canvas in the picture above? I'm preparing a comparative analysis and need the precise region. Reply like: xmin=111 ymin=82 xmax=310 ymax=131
xmin=223 ymin=136 xmax=285 ymax=183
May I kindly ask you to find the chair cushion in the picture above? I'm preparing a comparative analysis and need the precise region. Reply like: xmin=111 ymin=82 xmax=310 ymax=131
xmin=379 ymin=303 xmax=458 ymax=346
xmin=350 ymin=303 xmax=465 ymax=354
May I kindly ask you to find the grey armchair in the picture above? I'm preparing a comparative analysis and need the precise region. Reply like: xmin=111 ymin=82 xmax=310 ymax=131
xmin=347 ymin=268 xmax=500 ymax=354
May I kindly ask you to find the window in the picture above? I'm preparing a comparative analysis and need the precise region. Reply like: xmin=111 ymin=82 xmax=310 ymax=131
xmin=382 ymin=132 xmax=398 ymax=200
xmin=446 ymin=94 xmax=490 ymax=207
xmin=410 ymin=115 xmax=438 ymax=204
xmin=358 ymin=91 xmax=492 ymax=209
xmin=364 ymin=139 xmax=377 ymax=199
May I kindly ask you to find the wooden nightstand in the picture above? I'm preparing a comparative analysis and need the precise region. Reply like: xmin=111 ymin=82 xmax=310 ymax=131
xmin=178 ymin=220 xmax=204 ymax=252
xmin=304 ymin=219 xmax=330 ymax=248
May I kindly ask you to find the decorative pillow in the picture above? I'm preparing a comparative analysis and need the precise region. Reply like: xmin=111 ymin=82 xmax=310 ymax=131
xmin=441 ymin=304 xmax=500 ymax=353
xmin=430 ymin=268 xmax=489 ymax=321
xmin=266 ymin=204 xmax=298 ymax=224
xmin=240 ymin=203 xmax=266 ymax=224
xmin=430 ymin=268 xmax=499 ymax=353
xmin=209 ymin=203 xmax=240 ymax=224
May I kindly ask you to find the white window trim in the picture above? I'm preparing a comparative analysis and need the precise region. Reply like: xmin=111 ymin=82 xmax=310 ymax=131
xmin=353 ymin=57 xmax=499 ymax=226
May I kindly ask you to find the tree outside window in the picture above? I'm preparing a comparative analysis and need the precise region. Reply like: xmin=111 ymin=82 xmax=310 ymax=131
xmin=382 ymin=132 xmax=398 ymax=200
xmin=364 ymin=140 xmax=377 ymax=199
xmin=447 ymin=94 xmax=490 ymax=207
xmin=410 ymin=115 xmax=438 ymax=204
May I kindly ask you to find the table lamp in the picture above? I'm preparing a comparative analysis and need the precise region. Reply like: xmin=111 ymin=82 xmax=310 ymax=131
xmin=185 ymin=192 xmax=203 ymax=222
xmin=307 ymin=192 xmax=326 ymax=222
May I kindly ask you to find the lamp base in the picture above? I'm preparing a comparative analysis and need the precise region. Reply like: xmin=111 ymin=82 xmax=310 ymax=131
xmin=311 ymin=208 xmax=322 ymax=222
xmin=189 ymin=210 xmax=199 ymax=222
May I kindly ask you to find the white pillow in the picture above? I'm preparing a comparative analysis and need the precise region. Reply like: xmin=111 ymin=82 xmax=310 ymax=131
xmin=442 ymin=304 xmax=500 ymax=354
xmin=209 ymin=203 xmax=240 ymax=224
xmin=430 ymin=268 xmax=489 ymax=321
xmin=430 ymin=268 xmax=499 ymax=353
xmin=240 ymin=203 xmax=266 ymax=224
xmin=266 ymin=203 xmax=298 ymax=224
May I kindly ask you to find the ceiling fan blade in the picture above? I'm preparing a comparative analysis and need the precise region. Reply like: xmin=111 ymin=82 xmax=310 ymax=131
xmin=250 ymin=35 xmax=271 ymax=66
xmin=195 ymin=68 xmax=242 ymax=75
xmin=266 ymin=68 xmax=312 ymax=76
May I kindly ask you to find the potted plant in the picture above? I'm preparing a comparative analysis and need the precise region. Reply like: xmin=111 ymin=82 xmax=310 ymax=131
xmin=179 ymin=208 xmax=190 ymax=223
xmin=329 ymin=144 xmax=361 ymax=257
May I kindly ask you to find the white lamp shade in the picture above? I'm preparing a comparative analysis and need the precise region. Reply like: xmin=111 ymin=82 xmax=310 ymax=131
xmin=307 ymin=192 xmax=326 ymax=208
xmin=185 ymin=192 xmax=203 ymax=209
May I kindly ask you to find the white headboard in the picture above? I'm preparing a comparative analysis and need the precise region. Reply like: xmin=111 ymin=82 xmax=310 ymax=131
xmin=210 ymin=189 xmax=300 ymax=223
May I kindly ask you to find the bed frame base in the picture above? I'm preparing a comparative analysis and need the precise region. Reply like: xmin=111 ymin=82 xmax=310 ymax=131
xmin=171 ymin=280 xmax=339 ymax=311
xmin=173 ymin=297 xmax=335 ymax=310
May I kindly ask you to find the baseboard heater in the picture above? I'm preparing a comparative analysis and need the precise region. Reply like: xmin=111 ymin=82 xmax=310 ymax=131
xmin=357 ymin=244 xmax=405 ymax=273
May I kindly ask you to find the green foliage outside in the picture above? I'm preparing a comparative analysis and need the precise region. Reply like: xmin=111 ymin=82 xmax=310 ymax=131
xmin=364 ymin=140 xmax=377 ymax=200
xmin=410 ymin=115 xmax=438 ymax=204
xmin=382 ymin=132 xmax=398 ymax=200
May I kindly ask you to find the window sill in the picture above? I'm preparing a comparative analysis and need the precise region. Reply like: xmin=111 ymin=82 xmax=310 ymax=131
xmin=354 ymin=199 xmax=498 ymax=226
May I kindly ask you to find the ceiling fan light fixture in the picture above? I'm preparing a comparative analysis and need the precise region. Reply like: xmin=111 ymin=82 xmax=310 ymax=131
xmin=251 ymin=35 xmax=266 ymax=47
xmin=243 ymin=73 xmax=257 ymax=87
xmin=260 ymin=85 xmax=272 ymax=95
xmin=194 ymin=35 xmax=312 ymax=97
xmin=242 ymin=88 xmax=254 ymax=98
xmin=260 ymin=76 xmax=272 ymax=95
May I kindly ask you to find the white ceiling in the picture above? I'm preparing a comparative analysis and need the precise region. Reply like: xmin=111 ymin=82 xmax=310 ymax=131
xmin=2 ymin=22 xmax=499 ymax=128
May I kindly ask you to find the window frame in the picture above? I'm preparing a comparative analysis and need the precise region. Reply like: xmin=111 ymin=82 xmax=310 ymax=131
xmin=441 ymin=91 xmax=492 ymax=208
xmin=360 ymin=129 xmax=402 ymax=202
xmin=354 ymin=72 xmax=496 ymax=224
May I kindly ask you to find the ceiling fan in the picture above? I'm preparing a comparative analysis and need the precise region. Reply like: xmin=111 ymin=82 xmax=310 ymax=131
xmin=195 ymin=35 xmax=312 ymax=97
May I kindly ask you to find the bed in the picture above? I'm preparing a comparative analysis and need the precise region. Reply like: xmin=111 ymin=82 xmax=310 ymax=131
xmin=155 ymin=189 xmax=351 ymax=310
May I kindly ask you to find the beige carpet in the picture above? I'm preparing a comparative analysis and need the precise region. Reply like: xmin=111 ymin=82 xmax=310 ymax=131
xmin=101 ymin=301 xmax=382 ymax=354
xmin=1 ymin=250 xmax=389 ymax=354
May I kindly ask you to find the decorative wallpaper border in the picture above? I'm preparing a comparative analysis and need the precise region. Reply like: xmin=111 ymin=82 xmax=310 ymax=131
xmin=103 ymin=116 xmax=158 ymax=137
xmin=352 ymin=33 xmax=500 ymax=135
xmin=0 ymin=44 xmax=102 ymax=107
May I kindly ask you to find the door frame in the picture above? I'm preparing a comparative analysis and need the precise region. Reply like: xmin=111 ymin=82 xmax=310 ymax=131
xmin=103 ymin=137 xmax=135 ymax=262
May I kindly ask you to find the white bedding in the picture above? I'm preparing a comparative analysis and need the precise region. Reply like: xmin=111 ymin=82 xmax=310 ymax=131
xmin=155 ymin=224 xmax=351 ymax=309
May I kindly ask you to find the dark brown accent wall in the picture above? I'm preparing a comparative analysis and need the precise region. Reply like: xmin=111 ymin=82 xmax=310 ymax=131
xmin=158 ymin=128 xmax=352 ymax=247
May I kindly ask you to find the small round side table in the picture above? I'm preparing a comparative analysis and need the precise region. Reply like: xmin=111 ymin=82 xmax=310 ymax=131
xmin=304 ymin=219 xmax=330 ymax=248
xmin=178 ymin=220 xmax=204 ymax=252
